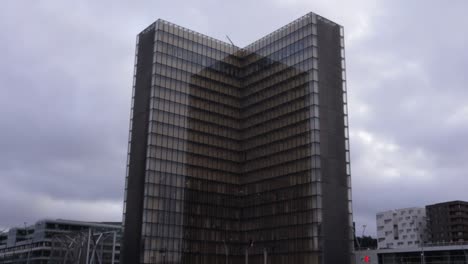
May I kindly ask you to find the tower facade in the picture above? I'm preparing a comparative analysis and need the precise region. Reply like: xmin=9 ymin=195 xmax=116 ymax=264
xmin=122 ymin=12 xmax=353 ymax=264
xmin=426 ymin=201 xmax=468 ymax=243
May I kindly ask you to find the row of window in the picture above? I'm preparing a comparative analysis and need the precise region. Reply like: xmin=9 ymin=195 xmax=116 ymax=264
xmin=142 ymin=250 xmax=321 ymax=264
xmin=243 ymin=196 xmax=323 ymax=217
xmin=145 ymin=158 xmax=238 ymax=184
xmin=242 ymin=44 xmax=316 ymax=83
xmin=246 ymin=134 xmax=317 ymax=161
xmin=149 ymin=61 xmax=319 ymax=117
xmin=151 ymin=51 xmax=319 ymax=105
xmin=244 ymin=83 xmax=311 ymax=119
xmin=141 ymin=207 xmax=323 ymax=237
xmin=149 ymin=135 xmax=241 ymax=162
xmin=142 ymin=225 xmax=321 ymax=248
xmin=142 ymin=223 xmax=241 ymax=243
xmin=244 ymin=170 xmax=323 ymax=194
xmin=142 ymin=242 xmax=323 ymax=264
xmin=154 ymin=28 xmax=236 ymax=64
xmin=243 ymin=34 xmax=317 ymax=78
xmin=151 ymin=97 xmax=241 ymax=129
xmin=144 ymin=171 xmax=238 ymax=194
xmin=150 ymin=109 xmax=241 ymax=139
xmin=144 ymin=152 xmax=322 ymax=184
xmin=244 ymin=17 xmax=317 ymax=63
xmin=142 ymin=197 xmax=323 ymax=227
xmin=243 ymin=145 xmax=321 ymax=172
xmin=141 ymin=235 xmax=327 ymax=256
xmin=148 ymin=146 xmax=239 ymax=173
xmin=243 ymin=109 xmax=319 ymax=139
xmin=399 ymin=228 xmax=422 ymax=233
xmin=244 ymin=120 xmax=319 ymax=149
xmin=243 ymin=94 xmax=319 ymax=130
xmin=148 ymin=123 xmax=240 ymax=151
xmin=145 ymin=169 xmax=322 ymax=195
xmin=152 ymin=67 xmax=239 ymax=98
xmin=155 ymin=19 xmax=238 ymax=53
xmin=153 ymin=46 xmax=320 ymax=100
xmin=150 ymin=92 xmax=320 ymax=134
xmin=243 ymin=57 xmax=317 ymax=90
xmin=154 ymin=40 xmax=240 ymax=76
xmin=155 ymin=14 xmax=317 ymax=69
xmin=380 ymin=215 xmax=425 ymax=224
xmin=145 ymin=186 xmax=238 ymax=209
xmin=148 ymin=131 xmax=320 ymax=165
xmin=147 ymin=119 xmax=323 ymax=156
xmin=149 ymin=105 xmax=321 ymax=142
xmin=242 ymin=77 xmax=315 ymax=112
xmin=154 ymin=28 xmax=319 ymax=86
xmin=143 ymin=183 xmax=323 ymax=211
xmin=383 ymin=240 xmax=421 ymax=247
xmin=242 ymin=158 xmax=320 ymax=185
xmin=154 ymin=51 xmax=241 ymax=88
xmin=151 ymin=82 xmax=240 ymax=112
xmin=143 ymin=198 xmax=239 ymax=219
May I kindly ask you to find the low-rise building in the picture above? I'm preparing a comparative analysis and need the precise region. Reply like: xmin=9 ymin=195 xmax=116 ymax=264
xmin=376 ymin=207 xmax=427 ymax=249
xmin=356 ymin=242 xmax=468 ymax=264
xmin=0 ymin=219 xmax=121 ymax=264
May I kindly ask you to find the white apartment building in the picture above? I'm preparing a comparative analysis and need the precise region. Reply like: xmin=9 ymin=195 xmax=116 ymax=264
xmin=376 ymin=207 xmax=427 ymax=249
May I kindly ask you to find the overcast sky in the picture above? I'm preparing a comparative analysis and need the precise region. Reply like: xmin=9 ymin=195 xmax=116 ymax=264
xmin=1 ymin=0 xmax=467 ymax=237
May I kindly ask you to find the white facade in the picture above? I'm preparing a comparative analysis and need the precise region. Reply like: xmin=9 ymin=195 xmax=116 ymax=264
xmin=376 ymin=207 xmax=427 ymax=249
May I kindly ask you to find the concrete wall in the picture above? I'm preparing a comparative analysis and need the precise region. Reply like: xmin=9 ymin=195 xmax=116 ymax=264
xmin=377 ymin=207 xmax=427 ymax=249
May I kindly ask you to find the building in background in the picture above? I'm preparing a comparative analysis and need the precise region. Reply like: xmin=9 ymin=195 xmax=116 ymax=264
xmin=356 ymin=244 xmax=468 ymax=264
xmin=0 ymin=219 xmax=121 ymax=264
xmin=122 ymin=12 xmax=353 ymax=264
xmin=376 ymin=208 xmax=427 ymax=249
xmin=426 ymin=200 xmax=468 ymax=243
xmin=360 ymin=201 xmax=468 ymax=263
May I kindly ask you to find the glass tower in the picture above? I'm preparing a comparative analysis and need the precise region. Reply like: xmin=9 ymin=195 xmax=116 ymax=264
xmin=122 ymin=12 xmax=353 ymax=264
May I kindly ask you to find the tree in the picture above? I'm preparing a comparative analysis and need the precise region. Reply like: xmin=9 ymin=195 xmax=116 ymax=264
xmin=355 ymin=236 xmax=377 ymax=249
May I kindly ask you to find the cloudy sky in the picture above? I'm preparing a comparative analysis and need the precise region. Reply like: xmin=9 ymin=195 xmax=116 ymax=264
xmin=1 ymin=0 xmax=467 ymax=236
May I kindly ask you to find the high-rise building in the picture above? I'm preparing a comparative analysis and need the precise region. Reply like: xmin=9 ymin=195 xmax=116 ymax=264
xmin=376 ymin=208 xmax=427 ymax=249
xmin=122 ymin=12 xmax=353 ymax=264
xmin=426 ymin=200 xmax=468 ymax=243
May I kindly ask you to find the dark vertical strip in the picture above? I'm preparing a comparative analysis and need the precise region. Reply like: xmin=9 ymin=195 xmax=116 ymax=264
xmin=317 ymin=20 xmax=351 ymax=264
xmin=121 ymin=28 xmax=155 ymax=264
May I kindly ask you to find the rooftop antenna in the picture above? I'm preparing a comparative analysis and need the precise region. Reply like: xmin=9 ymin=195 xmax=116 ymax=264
xmin=226 ymin=35 xmax=236 ymax=46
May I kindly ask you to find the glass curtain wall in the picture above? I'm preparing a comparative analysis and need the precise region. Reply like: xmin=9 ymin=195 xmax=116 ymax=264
xmin=122 ymin=12 xmax=352 ymax=264
xmin=240 ymin=13 xmax=322 ymax=264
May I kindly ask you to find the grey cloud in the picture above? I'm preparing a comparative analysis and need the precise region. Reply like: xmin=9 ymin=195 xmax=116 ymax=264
xmin=346 ymin=0 xmax=468 ymax=235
